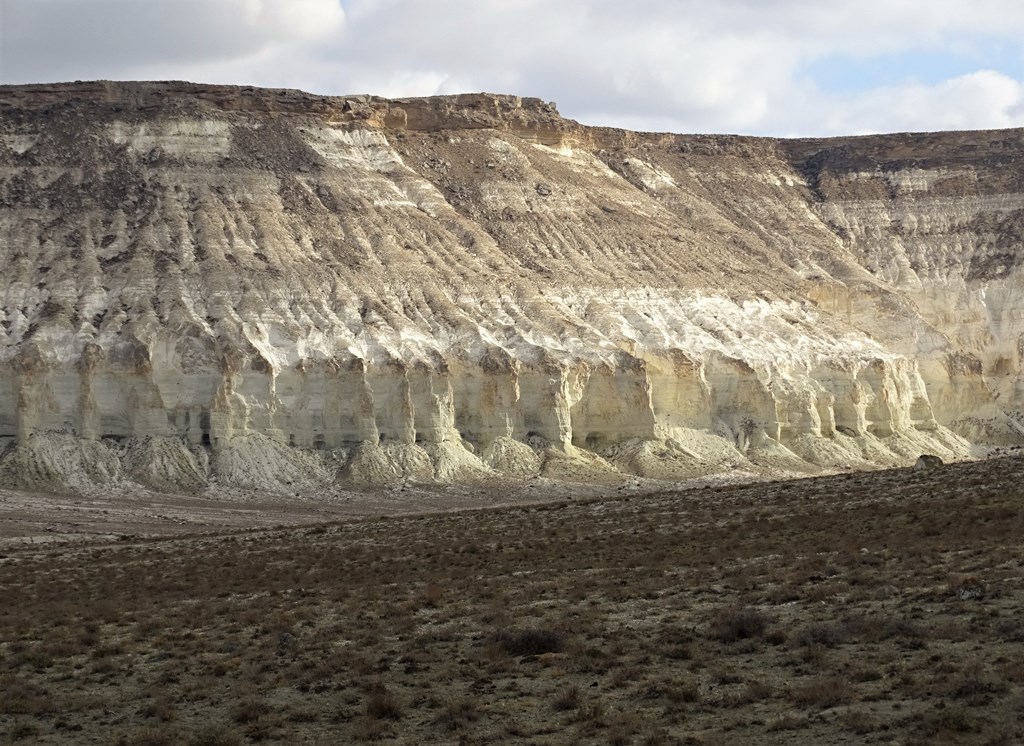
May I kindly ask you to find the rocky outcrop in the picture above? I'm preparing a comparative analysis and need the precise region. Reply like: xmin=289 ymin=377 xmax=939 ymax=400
xmin=0 ymin=82 xmax=1019 ymax=493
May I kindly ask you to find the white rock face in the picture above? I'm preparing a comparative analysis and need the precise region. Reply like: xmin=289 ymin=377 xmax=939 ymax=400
xmin=0 ymin=83 xmax=1017 ymax=493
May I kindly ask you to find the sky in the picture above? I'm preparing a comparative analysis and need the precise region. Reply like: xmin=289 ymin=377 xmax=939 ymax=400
xmin=3 ymin=0 xmax=1024 ymax=137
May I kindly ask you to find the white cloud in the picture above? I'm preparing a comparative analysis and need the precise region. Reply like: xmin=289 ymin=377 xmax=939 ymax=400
xmin=0 ymin=0 xmax=344 ymax=83
xmin=817 ymin=71 xmax=1024 ymax=135
xmin=256 ymin=0 xmax=345 ymax=39
xmin=2 ymin=0 xmax=1024 ymax=135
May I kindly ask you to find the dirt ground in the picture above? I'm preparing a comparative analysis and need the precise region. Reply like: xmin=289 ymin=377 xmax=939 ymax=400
xmin=0 ymin=472 xmax=757 ymax=548
xmin=2 ymin=457 xmax=1024 ymax=744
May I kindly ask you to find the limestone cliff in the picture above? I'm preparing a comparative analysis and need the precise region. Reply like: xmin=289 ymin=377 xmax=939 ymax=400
xmin=0 ymin=81 xmax=1018 ymax=493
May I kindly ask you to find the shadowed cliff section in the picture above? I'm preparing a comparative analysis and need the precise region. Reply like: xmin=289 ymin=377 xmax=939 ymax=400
xmin=1 ymin=81 xmax=1021 ymax=494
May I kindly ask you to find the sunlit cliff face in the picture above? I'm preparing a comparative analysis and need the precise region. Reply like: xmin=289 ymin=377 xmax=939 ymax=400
xmin=0 ymin=82 xmax=1020 ymax=493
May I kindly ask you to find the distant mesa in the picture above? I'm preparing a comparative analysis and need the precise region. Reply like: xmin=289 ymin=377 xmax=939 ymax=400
xmin=0 ymin=81 xmax=1021 ymax=494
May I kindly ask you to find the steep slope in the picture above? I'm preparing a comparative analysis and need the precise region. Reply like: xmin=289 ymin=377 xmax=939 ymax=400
xmin=0 ymin=81 xmax=1017 ymax=494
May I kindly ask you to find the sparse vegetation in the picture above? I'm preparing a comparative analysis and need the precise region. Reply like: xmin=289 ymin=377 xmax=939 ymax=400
xmin=2 ymin=457 xmax=1024 ymax=743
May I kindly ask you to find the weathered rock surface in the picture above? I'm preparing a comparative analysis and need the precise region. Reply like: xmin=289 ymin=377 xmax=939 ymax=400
xmin=0 ymin=81 xmax=1020 ymax=493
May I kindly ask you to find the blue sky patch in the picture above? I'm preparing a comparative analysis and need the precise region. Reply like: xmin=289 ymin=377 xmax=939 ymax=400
xmin=807 ymin=41 xmax=1024 ymax=92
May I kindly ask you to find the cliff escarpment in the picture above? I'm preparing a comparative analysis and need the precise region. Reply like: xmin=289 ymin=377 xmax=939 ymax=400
xmin=0 ymin=81 xmax=1019 ymax=493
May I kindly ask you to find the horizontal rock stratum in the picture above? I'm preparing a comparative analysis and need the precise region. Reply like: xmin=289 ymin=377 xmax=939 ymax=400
xmin=0 ymin=81 xmax=1021 ymax=493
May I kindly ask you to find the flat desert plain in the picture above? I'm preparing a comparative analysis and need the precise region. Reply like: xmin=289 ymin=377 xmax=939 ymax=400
xmin=2 ymin=457 xmax=1023 ymax=744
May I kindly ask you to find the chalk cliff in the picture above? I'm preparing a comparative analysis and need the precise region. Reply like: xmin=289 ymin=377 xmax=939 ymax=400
xmin=0 ymin=81 xmax=1020 ymax=493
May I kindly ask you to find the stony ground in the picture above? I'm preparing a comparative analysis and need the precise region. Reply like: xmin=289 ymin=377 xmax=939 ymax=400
xmin=0 ymin=473 xmax=752 ymax=548
xmin=2 ymin=456 xmax=1024 ymax=744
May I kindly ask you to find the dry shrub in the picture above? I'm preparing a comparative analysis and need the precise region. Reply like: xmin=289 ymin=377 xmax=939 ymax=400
xmin=16 ymin=646 xmax=54 ymax=671
xmin=948 ymin=668 xmax=1008 ymax=706
xmin=353 ymin=715 xmax=386 ymax=742
xmin=792 ymin=621 xmax=846 ymax=648
xmin=917 ymin=707 xmax=978 ymax=736
xmin=851 ymin=670 xmax=886 ymax=690
xmin=186 ymin=725 xmax=244 ymax=746
xmin=419 ymin=583 xmax=444 ymax=609
xmin=708 ymin=606 xmax=770 ymax=643
xmin=571 ymin=699 xmax=608 ymax=730
xmin=839 ymin=708 xmax=881 ymax=735
xmin=0 ymin=675 xmax=52 ymax=715
xmin=726 ymin=679 xmax=772 ymax=707
xmin=434 ymin=697 xmax=480 ymax=731
xmin=606 ymin=712 xmax=642 ymax=746
xmin=657 ymin=622 xmax=697 ymax=660
xmin=637 ymin=727 xmax=676 ymax=746
xmin=40 ymin=632 xmax=92 ymax=660
xmin=553 ymin=685 xmax=582 ymax=712
xmin=661 ymin=641 xmax=693 ymax=660
xmin=572 ymin=644 xmax=615 ymax=675
xmin=791 ymin=676 xmax=855 ymax=708
xmin=140 ymin=697 xmax=176 ymax=723
xmin=231 ymin=695 xmax=270 ymax=724
xmin=767 ymin=713 xmax=806 ymax=731
xmin=493 ymin=627 xmax=564 ymax=656
xmin=365 ymin=685 xmax=403 ymax=721
xmin=126 ymin=727 xmax=178 ymax=746
xmin=995 ymin=617 xmax=1024 ymax=643
xmin=285 ymin=705 xmax=318 ymax=724
xmin=609 ymin=664 xmax=646 ymax=690
xmin=7 ymin=719 xmax=39 ymax=742
xmin=842 ymin=612 xmax=923 ymax=643
xmin=637 ymin=676 xmax=700 ymax=704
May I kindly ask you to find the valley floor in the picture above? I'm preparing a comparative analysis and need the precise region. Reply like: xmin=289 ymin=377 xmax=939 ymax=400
xmin=2 ymin=458 xmax=1024 ymax=744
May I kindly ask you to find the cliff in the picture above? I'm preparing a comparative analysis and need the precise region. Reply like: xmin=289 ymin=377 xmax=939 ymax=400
xmin=0 ymin=81 xmax=1019 ymax=493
